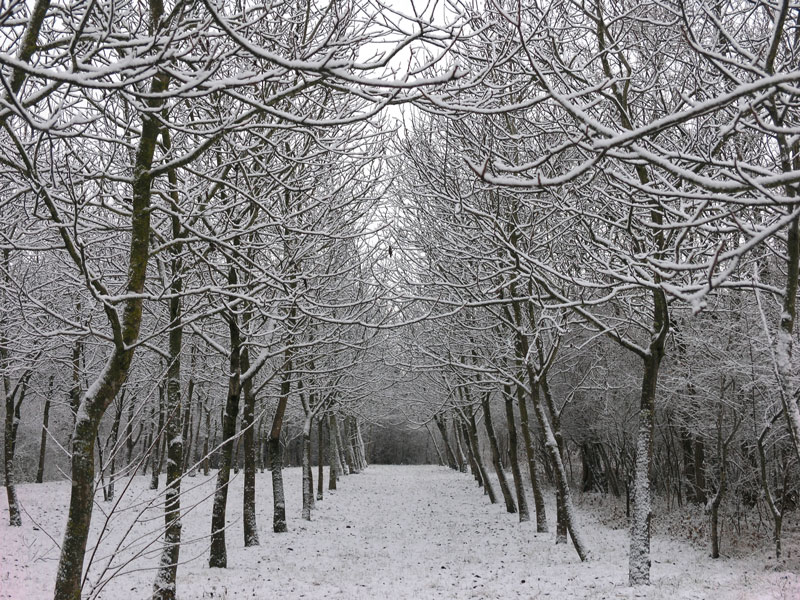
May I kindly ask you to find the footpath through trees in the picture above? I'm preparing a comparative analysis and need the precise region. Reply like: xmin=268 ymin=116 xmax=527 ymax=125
xmin=2 ymin=465 xmax=793 ymax=599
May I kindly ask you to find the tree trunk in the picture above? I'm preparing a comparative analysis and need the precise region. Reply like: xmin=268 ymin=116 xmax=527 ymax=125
xmin=269 ymin=345 xmax=293 ymax=533
xmin=628 ymin=348 xmax=664 ymax=584
xmin=504 ymin=385 xmax=529 ymax=522
xmin=335 ymin=417 xmax=349 ymax=476
xmin=302 ymin=416 xmax=313 ymax=520
xmin=105 ymin=396 xmax=123 ymax=502
xmin=151 ymin=388 xmax=165 ymax=490
xmin=530 ymin=383 xmax=588 ymax=561
xmin=3 ymin=373 xmax=25 ymax=526
xmin=517 ymin=383 xmax=548 ymax=532
xmin=468 ymin=410 xmax=496 ymax=503
xmin=240 ymin=345 xmax=259 ymax=546
xmin=209 ymin=296 xmax=242 ymax=569
xmin=435 ymin=413 xmax=458 ymax=470
xmin=203 ymin=408 xmax=211 ymax=476
xmin=481 ymin=391 xmax=516 ymax=513
xmin=460 ymin=419 xmax=482 ymax=486
xmin=355 ymin=419 xmax=368 ymax=470
xmin=328 ymin=414 xmax=338 ymax=490
xmin=317 ymin=418 xmax=324 ymax=500
xmin=693 ymin=438 xmax=707 ymax=505
xmin=343 ymin=417 xmax=359 ymax=474
xmin=153 ymin=204 xmax=185 ymax=599
xmin=452 ymin=416 xmax=467 ymax=472
xmin=36 ymin=376 xmax=54 ymax=484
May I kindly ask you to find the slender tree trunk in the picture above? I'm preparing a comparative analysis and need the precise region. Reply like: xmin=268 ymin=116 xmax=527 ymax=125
xmin=209 ymin=290 xmax=242 ymax=569
xmin=2 ymin=370 xmax=27 ymax=526
xmin=452 ymin=417 xmax=467 ymax=472
xmin=105 ymin=397 xmax=123 ymax=502
xmin=467 ymin=410 xmax=496 ymax=503
xmin=530 ymin=383 xmax=588 ymax=561
xmin=628 ymin=349 xmax=663 ymax=584
xmin=269 ymin=345 xmax=293 ymax=533
xmin=481 ymin=391 xmax=516 ymax=513
xmin=355 ymin=420 xmax=368 ymax=470
xmin=150 ymin=390 xmax=165 ymax=490
xmin=302 ymin=416 xmax=313 ymax=520
xmin=328 ymin=414 xmax=339 ymax=490
xmin=343 ymin=417 xmax=359 ymax=474
xmin=335 ymin=418 xmax=349 ymax=476
xmin=427 ymin=424 xmax=446 ymax=466
xmin=203 ymin=408 xmax=211 ymax=476
xmin=181 ymin=373 xmax=194 ymax=474
xmin=189 ymin=397 xmax=203 ymax=477
xmin=153 ymin=198 xmax=185 ymax=599
xmin=460 ymin=419 xmax=482 ymax=486
xmin=36 ymin=376 xmax=54 ymax=484
xmin=240 ymin=345 xmax=259 ymax=546
xmin=435 ymin=414 xmax=458 ymax=470
xmin=517 ymin=383 xmax=548 ymax=532
xmin=317 ymin=418 xmax=324 ymax=500
xmin=504 ymin=385 xmax=529 ymax=522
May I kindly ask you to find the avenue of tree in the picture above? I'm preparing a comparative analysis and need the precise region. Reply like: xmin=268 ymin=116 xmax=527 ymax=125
xmin=1 ymin=0 xmax=799 ymax=598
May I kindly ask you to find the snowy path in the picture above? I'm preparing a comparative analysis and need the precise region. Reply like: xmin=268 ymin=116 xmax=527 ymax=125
xmin=2 ymin=465 xmax=799 ymax=599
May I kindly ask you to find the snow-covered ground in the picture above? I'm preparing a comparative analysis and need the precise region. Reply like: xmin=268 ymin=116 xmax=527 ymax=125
xmin=2 ymin=465 xmax=799 ymax=599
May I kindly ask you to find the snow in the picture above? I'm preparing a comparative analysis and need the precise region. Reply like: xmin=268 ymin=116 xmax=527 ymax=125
xmin=2 ymin=465 xmax=799 ymax=599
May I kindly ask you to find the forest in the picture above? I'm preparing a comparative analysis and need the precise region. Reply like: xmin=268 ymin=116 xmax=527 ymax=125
xmin=1 ymin=0 xmax=799 ymax=598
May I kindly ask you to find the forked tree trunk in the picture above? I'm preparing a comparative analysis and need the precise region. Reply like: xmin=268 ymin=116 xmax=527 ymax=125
xmin=53 ymin=39 xmax=167 ymax=597
xmin=503 ymin=385 xmax=529 ymax=522
xmin=209 ymin=295 xmax=242 ymax=569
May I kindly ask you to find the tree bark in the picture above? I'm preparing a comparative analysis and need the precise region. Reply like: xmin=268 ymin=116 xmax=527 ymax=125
xmin=516 ymin=382 xmax=548 ymax=532
xmin=435 ymin=413 xmax=459 ymax=470
xmin=240 ymin=345 xmax=259 ymax=546
xmin=317 ymin=418 xmax=324 ymax=500
xmin=105 ymin=396 xmax=123 ymax=502
xmin=302 ymin=415 xmax=313 ymax=520
xmin=467 ymin=409 xmax=497 ymax=503
xmin=269 ymin=344 xmax=293 ymax=533
xmin=530 ymin=383 xmax=588 ymax=561
xmin=328 ymin=414 xmax=338 ymax=490
xmin=628 ymin=330 xmax=666 ymax=585
xmin=209 ymin=285 xmax=242 ymax=569
xmin=504 ymin=385 xmax=529 ymax=522
xmin=36 ymin=376 xmax=54 ymax=484
xmin=481 ymin=391 xmax=516 ymax=513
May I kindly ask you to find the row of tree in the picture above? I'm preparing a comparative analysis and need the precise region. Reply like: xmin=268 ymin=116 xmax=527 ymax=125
xmin=1 ymin=0 xmax=799 ymax=597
